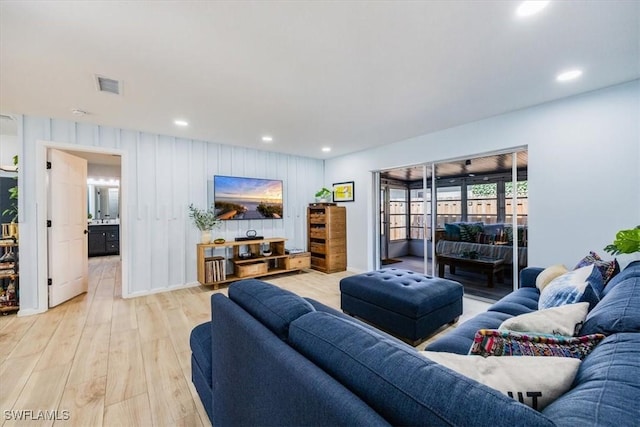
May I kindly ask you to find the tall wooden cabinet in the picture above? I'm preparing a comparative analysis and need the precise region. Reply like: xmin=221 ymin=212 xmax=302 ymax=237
xmin=308 ymin=204 xmax=346 ymax=273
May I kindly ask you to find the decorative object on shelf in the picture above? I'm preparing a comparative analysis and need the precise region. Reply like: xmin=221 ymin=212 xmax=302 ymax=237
xmin=261 ymin=242 xmax=272 ymax=257
xmin=315 ymin=187 xmax=332 ymax=203
xmin=604 ymin=226 xmax=640 ymax=256
xmin=332 ymin=181 xmax=354 ymax=202
xmin=213 ymin=238 xmax=226 ymax=244
xmin=188 ymin=203 xmax=220 ymax=244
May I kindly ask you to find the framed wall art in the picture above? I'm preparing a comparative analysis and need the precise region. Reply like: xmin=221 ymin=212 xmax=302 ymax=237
xmin=332 ymin=181 xmax=354 ymax=202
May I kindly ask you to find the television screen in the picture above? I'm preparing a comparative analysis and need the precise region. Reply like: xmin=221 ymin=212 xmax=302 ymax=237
xmin=213 ymin=175 xmax=283 ymax=220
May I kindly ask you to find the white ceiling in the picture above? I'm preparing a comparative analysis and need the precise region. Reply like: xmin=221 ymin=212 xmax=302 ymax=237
xmin=0 ymin=1 xmax=638 ymax=159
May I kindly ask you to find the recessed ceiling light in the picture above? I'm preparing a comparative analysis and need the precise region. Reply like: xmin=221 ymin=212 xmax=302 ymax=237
xmin=174 ymin=119 xmax=189 ymax=127
xmin=516 ymin=1 xmax=550 ymax=17
xmin=321 ymin=147 xmax=331 ymax=153
xmin=261 ymin=136 xmax=273 ymax=143
xmin=556 ymin=69 xmax=583 ymax=82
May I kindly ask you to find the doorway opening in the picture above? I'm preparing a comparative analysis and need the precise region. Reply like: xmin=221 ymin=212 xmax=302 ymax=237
xmin=377 ymin=150 xmax=528 ymax=301
xmin=36 ymin=141 xmax=127 ymax=311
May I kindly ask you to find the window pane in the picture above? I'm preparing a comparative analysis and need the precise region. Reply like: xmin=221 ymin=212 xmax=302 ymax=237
xmin=467 ymin=183 xmax=497 ymax=224
xmin=436 ymin=186 xmax=461 ymax=227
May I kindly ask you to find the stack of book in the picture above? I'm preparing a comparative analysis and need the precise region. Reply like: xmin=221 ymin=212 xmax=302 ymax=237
xmin=205 ymin=256 xmax=226 ymax=283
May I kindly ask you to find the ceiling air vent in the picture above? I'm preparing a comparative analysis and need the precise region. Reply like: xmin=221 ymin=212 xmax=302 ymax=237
xmin=95 ymin=75 xmax=121 ymax=95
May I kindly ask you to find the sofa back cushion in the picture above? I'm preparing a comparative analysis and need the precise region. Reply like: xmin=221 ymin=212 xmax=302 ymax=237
xmin=579 ymin=261 xmax=640 ymax=336
xmin=228 ymin=279 xmax=315 ymax=340
xmin=541 ymin=333 xmax=640 ymax=425
xmin=289 ymin=311 xmax=554 ymax=427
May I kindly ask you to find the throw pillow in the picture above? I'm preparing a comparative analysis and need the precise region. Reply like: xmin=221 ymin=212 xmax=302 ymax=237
xmin=444 ymin=223 xmax=461 ymax=240
xmin=469 ymin=329 xmax=606 ymax=360
xmin=574 ymin=251 xmax=620 ymax=285
xmin=476 ymin=232 xmax=495 ymax=245
xmin=538 ymin=264 xmax=603 ymax=310
xmin=499 ymin=302 xmax=589 ymax=336
xmin=459 ymin=223 xmax=483 ymax=242
xmin=421 ymin=351 xmax=580 ymax=411
xmin=535 ymin=264 xmax=569 ymax=292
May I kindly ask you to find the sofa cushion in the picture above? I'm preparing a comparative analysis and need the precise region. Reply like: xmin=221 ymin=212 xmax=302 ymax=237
xmin=579 ymin=264 xmax=640 ymax=336
xmin=538 ymin=265 xmax=603 ymax=310
xmin=499 ymin=302 xmax=589 ymax=336
xmin=228 ymin=279 xmax=315 ymax=340
xmin=541 ymin=333 xmax=640 ymax=426
xmin=421 ymin=351 xmax=580 ymax=411
xmin=574 ymin=251 xmax=620 ymax=285
xmin=289 ymin=311 xmax=554 ymax=427
xmin=469 ymin=329 xmax=605 ymax=360
xmin=487 ymin=287 xmax=540 ymax=316
xmin=190 ymin=322 xmax=212 ymax=387
xmin=425 ymin=311 xmax=512 ymax=354
xmin=602 ymin=260 xmax=640 ymax=295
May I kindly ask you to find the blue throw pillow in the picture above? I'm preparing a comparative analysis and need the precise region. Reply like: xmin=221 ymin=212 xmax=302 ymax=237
xmin=574 ymin=251 xmax=620 ymax=285
xmin=539 ymin=265 xmax=603 ymax=311
xmin=444 ymin=223 xmax=461 ymax=240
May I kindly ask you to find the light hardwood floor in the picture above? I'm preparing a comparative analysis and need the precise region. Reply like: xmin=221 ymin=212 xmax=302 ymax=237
xmin=0 ymin=256 xmax=489 ymax=426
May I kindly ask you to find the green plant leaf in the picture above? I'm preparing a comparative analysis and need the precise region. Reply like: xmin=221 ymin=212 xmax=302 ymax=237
xmin=604 ymin=226 xmax=640 ymax=255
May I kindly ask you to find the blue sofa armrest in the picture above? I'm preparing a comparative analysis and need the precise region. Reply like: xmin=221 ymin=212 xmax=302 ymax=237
xmin=519 ymin=267 xmax=544 ymax=288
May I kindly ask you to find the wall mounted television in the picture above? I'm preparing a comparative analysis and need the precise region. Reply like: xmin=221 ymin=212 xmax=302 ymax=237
xmin=213 ymin=175 xmax=283 ymax=220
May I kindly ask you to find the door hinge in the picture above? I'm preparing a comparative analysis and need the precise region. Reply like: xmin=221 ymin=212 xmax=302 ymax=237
xmin=48 ymin=278 xmax=52 ymax=286
xmin=46 ymin=161 xmax=52 ymax=169
xmin=47 ymin=220 xmax=52 ymax=227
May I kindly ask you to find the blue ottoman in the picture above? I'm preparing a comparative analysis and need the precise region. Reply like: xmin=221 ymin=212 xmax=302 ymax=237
xmin=340 ymin=268 xmax=463 ymax=345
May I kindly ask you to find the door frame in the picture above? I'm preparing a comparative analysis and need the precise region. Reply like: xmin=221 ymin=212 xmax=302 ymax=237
xmin=36 ymin=140 xmax=128 ymax=311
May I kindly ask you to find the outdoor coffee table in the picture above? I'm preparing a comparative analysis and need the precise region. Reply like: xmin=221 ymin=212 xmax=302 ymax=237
xmin=437 ymin=254 xmax=505 ymax=288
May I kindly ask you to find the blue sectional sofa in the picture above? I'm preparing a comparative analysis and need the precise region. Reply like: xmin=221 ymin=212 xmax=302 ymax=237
xmin=190 ymin=261 xmax=640 ymax=426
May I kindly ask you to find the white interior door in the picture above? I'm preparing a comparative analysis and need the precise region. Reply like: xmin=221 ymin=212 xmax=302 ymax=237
xmin=48 ymin=149 xmax=88 ymax=307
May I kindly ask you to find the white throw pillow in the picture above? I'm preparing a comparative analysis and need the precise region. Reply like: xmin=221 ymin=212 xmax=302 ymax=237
xmin=420 ymin=351 xmax=580 ymax=411
xmin=536 ymin=264 xmax=568 ymax=291
xmin=499 ymin=302 xmax=589 ymax=336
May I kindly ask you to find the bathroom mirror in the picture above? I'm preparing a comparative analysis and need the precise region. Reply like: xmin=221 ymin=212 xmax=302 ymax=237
xmin=88 ymin=185 xmax=119 ymax=220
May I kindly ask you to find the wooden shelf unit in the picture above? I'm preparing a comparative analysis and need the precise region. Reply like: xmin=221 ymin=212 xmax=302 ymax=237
xmin=307 ymin=205 xmax=347 ymax=273
xmin=0 ymin=240 xmax=19 ymax=314
xmin=197 ymin=237 xmax=306 ymax=288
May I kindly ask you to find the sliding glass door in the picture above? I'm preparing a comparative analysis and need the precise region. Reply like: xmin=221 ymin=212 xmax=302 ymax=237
xmin=376 ymin=149 xmax=528 ymax=301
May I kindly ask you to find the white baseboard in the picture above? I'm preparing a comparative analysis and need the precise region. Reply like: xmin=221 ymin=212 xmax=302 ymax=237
xmin=123 ymin=281 xmax=201 ymax=299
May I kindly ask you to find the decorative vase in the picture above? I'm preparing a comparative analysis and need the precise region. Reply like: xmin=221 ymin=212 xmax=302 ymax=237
xmin=200 ymin=230 xmax=212 ymax=244
xmin=8 ymin=222 xmax=18 ymax=240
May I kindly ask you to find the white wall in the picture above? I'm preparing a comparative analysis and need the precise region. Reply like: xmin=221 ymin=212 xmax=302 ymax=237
xmin=0 ymin=133 xmax=18 ymax=170
xmin=17 ymin=117 xmax=324 ymax=312
xmin=326 ymin=80 xmax=640 ymax=272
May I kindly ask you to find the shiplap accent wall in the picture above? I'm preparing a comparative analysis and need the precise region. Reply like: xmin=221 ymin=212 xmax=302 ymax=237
xmin=18 ymin=115 xmax=324 ymax=311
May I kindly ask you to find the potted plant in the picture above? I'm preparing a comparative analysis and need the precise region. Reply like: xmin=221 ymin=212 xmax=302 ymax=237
xmin=604 ymin=226 xmax=640 ymax=256
xmin=188 ymin=203 xmax=220 ymax=243
xmin=315 ymin=187 xmax=332 ymax=203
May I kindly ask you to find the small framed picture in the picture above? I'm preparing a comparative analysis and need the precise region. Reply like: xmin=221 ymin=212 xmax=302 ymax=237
xmin=332 ymin=181 xmax=354 ymax=202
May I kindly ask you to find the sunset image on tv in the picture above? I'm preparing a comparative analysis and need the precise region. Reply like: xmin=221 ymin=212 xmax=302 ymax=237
xmin=214 ymin=176 xmax=283 ymax=220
